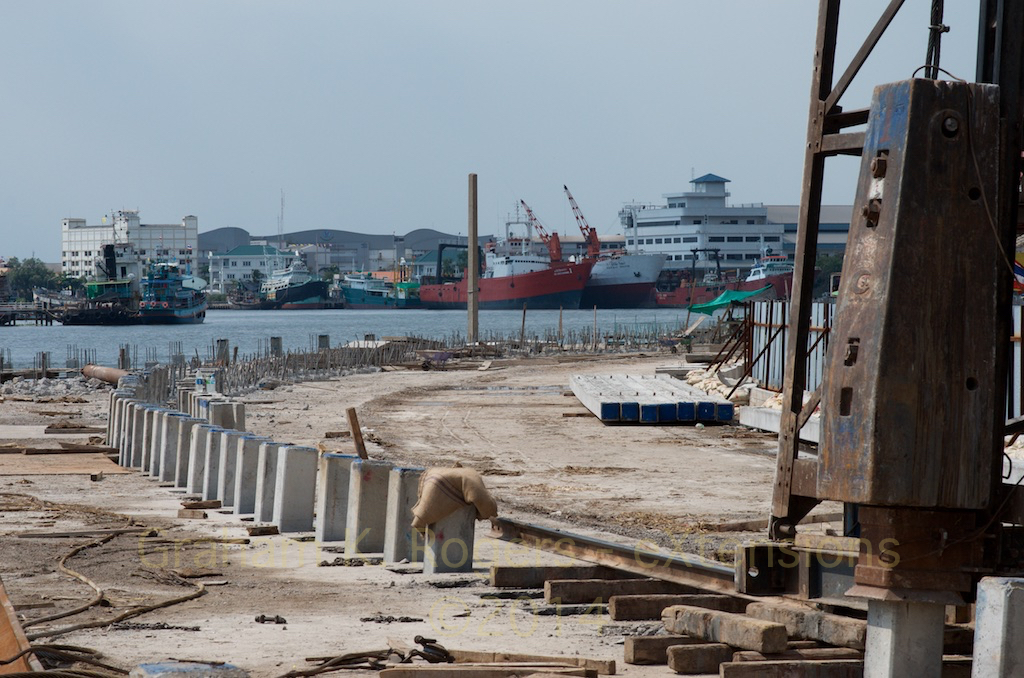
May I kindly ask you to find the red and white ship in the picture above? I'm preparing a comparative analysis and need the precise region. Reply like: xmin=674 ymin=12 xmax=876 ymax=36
xmin=564 ymin=185 xmax=666 ymax=309
xmin=419 ymin=205 xmax=593 ymax=310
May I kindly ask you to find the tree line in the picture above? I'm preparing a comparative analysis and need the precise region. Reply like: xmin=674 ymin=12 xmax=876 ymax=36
xmin=1 ymin=257 xmax=84 ymax=302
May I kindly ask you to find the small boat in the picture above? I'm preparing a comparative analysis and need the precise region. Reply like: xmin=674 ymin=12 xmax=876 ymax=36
xmin=340 ymin=273 xmax=421 ymax=309
xmin=138 ymin=263 xmax=207 ymax=324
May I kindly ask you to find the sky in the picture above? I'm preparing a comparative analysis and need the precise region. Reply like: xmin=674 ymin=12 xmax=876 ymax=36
xmin=1 ymin=0 xmax=983 ymax=261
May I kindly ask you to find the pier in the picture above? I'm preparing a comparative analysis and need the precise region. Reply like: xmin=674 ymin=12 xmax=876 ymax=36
xmin=0 ymin=302 xmax=58 ymax=326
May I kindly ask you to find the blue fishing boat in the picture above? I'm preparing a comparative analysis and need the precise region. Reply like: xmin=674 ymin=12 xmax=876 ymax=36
xmin=340 ymin=273 xmax=421 ymax=309
xmin=138 ymin=263 xmax=207 ymax=324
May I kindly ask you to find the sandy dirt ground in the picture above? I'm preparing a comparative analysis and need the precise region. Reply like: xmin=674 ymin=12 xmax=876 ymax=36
xmin=0 ymin=353 xmax=812 ymax=678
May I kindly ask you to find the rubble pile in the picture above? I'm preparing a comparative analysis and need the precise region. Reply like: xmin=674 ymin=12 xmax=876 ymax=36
xmin=685 ymin=366 xmax=751 ymax=405
xmin=0 ymin=376 xmax=109 ymax=398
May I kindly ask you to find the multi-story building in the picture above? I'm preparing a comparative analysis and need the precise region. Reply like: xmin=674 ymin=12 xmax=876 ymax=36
xmin=618 ymin=174 xmax=784 ymax=276
xmin=208 ymin=245 xmax=296 ymax=293
xmin=61 ymin=210 xmax=198 ymax=279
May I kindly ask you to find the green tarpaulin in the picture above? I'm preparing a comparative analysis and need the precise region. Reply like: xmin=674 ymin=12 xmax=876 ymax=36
xmin=688 ymin=286 xmax=774 ymax=315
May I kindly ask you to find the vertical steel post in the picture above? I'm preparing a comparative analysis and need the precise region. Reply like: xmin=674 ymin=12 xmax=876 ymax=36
xmin=467 ymin=173 xmax=479 ymax=344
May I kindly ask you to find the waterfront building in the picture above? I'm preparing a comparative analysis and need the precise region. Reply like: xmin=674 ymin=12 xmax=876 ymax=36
xmin=61 ymin=211 xmax=198 ymax=279
xmin=618 ymin=174 xmax=781 ymax=277
xmin=208 ymin=245 xmax=296 ymax=294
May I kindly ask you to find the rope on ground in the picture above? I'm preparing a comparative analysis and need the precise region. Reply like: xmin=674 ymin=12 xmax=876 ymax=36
xmin=25 ymin=581 xmax=207 ymax=641
xmin=22 ymin=534 xmax=118 ymax=628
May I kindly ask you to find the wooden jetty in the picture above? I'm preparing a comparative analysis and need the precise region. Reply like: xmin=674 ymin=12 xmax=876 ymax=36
xmin=0 ymin=303 xmax=58 ymax=326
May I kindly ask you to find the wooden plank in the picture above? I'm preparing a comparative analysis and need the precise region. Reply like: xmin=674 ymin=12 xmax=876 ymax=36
xmin=449 ymin=650 xmax=614 ymax=675
xmin=746 ymin=602 xmax=865 ymax=650
xmin=546 ymin=578 xmax=701 ymax=605
xmin=662 ymin=605 xmax=789 ymax=654
xmin=666 ymin=643 xmax=733 ymax=675
xmin=732 ymin=648 xmax=863 ymax=662
xmin=609 ymin=593 xmax=747 ymax=620
xmin=182 ymin=500 xmax=222 ymax=510
xmin=177 ymin=509 xmax=208 ymax=519
xmin=490 ymin=565 xmax=629 ymax=589
xmin=623 ymin=635 xmax=699 ymax=665
xmin=720 ymin=660 xmax=863 ymax=677
xmin=379 ymin=665 xmax=591 ymax=678
xmin=346 ymin=407 xmax=368 ymax=459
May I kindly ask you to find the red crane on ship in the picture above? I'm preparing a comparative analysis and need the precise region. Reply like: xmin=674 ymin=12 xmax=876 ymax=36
xmin=564 ymin=185 xmax=601 ymax=259
xmin=519 ymin=199 xmax=562 ymax=263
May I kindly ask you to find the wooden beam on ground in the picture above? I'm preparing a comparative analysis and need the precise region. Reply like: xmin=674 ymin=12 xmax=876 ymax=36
xmin=745 ymin=602 xmax=865 ymax=650
xmin=0 ymin=576 xmax=41 ymax=674
xmin=490 ymin=565 xmax=630 ymax=589
xmin=732 ymin=648 xmax=863 ymax=662
xmin=346 ymin=407 xmax=368 ymax=459
xmin=662 ymin=605 xmax=789 ymax=654
xmin=378 ymin=665 xmax=592 ymax=678
xmin=720 ymin=660 xmax=864 ymax=677
xmin=610 ymin=593 xmax=747 ymax=620
xmin=449 ymin=650 xmax=614 ymax=675
xmin=545 ymin=578 xmax=701 ymax=605
xmin=666 ymin=643 xmax=734 ymax=675
xmin=623 ymin=635 xmax=699 ymax=665
xmin=709 ymin=512 xmax=844 ymax=532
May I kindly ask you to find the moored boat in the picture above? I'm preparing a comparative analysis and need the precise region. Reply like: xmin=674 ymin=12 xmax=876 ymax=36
xmin=138 ymin=263 xmax=207 ymax=324
xmin=581 ymin=252 xmax=667 ymax=309
xmin=655 ymin=251 xmax=794 ymax=307
xmin=262 ymin=261 xmax=329 ymax=310
xmin=341 ymin=273 xmax=421 ymax=309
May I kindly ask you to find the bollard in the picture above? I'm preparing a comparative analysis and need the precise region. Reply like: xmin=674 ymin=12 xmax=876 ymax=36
xmin=344 ymin=459 xmax=392 ymax=554
xmin=217 ymin=430 xmax=245 ymax=507
xmin=254 ymin=442 xmax=285 ymax=524
xmin=202 ymin=427 xmax=225 ymax=501
xmin=174 ymin=418 xmax=204 ymax=488
xmin=383 ymin=467 xmax=425 ymax=564
xmin=187 ymin=424 xmax=217 ymax=494
xmin=233 ymin=435 xmax=268 ymax=515
xmin=315 ymin=454 xmax=359 ymax=543
xmin=272 ymin=446 xmax=318 ymax=533
xmin=423 ymin=504 xmax=477 ymax=574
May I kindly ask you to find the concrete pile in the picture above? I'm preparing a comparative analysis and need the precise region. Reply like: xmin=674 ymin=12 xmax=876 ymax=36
xmin=105 ymin=374 xmax=481 ymax=573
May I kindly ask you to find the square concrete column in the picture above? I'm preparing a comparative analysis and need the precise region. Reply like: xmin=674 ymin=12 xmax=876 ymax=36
xmin=174 ymin=418 xmax=204 ymax=488
xmin=233 ymin=435 xmax=268 ymax=515
xmin=202 ymin=427 xmax=226 ymax=501
xmin=217 ymin=430 xmax=245 ymax=507
xmin=231 ymin=403 xmax=246 ymax=432
xmin=130 ymin=405 xmax=149 ymax=468
xmin=159 ymin=414 xmax=187 ymax=483
xmin=864 ymin=599 xmax=945 ymax=678
xmin=208 ymin=401 xmax=236 ymax=429
xmin=344 ymin=459 xmax=392 ymax=554
xmin=423 ymin=504 xmax=477 ymax=574
xmin=149 ymin=410 xmax=172 ymax=478
xmin=254 ymin=442 xmax=285 ymax=524
xmin=187 ymin=424 xmax=217 ymax=494
xmin=272 ymin=446 xmax=318 ymax=533
xmin=972 ymin=577 xmax=1024 ymax=677
xmin=315 ymin=454 xmax=359 ymax=543
xmin=384 ymin=467 xmax=425 ymax=564
xmin=118 ymin=400 xmax=141 ymax=466
xmin=140 ymin=408 xmax=158 ymax=473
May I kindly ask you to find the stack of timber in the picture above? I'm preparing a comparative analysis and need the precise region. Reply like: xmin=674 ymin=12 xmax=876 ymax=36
xmin=569 ymin=374 xmax=734 ymax=424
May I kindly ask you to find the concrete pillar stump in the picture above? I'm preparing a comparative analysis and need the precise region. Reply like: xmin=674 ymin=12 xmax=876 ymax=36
xmin=972 ymin=577 xmax=1024 ymax=677
xmin=233 ymin=435 xmax=268 ymax=515
xmin=384 ymin=467 xmax=425 ymax=564
xmin=254 ymin=442 xmax=285 ymax=524
xmin=272 ymin=446 xmax=318 ymax=532
xmin=423 ymin=504 xmax=477 ymax=574
xmin=315 ymin=454 xmax=359 ymax=543
xmin=344 ymin=459 xmax=392 ymax=554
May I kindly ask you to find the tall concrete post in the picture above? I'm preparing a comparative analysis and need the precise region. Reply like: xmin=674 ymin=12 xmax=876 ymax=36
xmin=467 ymin=173 xmax=479 ymax=344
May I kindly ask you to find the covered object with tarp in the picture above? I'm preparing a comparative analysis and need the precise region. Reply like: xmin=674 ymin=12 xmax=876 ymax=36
xmin=688 ymin=286 xmax=773 ymax=315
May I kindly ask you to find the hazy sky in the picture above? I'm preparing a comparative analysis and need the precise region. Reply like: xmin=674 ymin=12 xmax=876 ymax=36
xmin=1 ymin=1 xmax=981 ymax=261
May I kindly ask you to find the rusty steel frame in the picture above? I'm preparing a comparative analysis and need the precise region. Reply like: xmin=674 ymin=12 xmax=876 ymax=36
xmin=770 ymin=0 xmax=1024 ymax=541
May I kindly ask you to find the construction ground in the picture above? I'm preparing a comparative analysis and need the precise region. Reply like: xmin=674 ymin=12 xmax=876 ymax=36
xmin=0 ymin=353 xmax=844 ymax=677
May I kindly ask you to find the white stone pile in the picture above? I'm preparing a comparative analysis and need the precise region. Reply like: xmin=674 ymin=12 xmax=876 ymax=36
xmin=0 ymin=376 xmax=109 ymax=397
xmin=685 ymin=365 xmax=751 ymax=405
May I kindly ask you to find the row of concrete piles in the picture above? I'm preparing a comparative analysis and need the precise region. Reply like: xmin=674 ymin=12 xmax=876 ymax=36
xmin=104 ymin=378 xmax=476 ymax=573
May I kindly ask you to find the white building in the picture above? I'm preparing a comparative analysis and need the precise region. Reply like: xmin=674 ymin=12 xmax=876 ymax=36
xmin=208 ymin=245 xmax=296 ymax=293
xmin=618 ymin=174 xmax=783 ymax=275
xmin=61 ymin=210 xmax=198 ymax=279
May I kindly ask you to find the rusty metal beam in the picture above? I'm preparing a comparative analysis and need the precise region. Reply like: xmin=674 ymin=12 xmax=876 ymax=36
xmin=489 ymin=518 xmax=736 ymax=594
xmin=823 ymin=0 xmax=907 ymax=114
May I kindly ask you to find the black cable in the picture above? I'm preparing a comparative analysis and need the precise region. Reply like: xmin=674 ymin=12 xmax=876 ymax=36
xmin=924 ymin=0 xmax=948 ymax=80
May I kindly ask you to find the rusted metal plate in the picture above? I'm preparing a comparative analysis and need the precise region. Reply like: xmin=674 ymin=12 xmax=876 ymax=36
xmin=0 ymin=575 xmax=39 ymax=674
xmin=819 ymin=79 xmax=1002 ymax=509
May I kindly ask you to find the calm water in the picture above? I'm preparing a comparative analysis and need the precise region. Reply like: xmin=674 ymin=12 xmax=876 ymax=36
xmin=0 ymin=308 xmax=698 ymax=368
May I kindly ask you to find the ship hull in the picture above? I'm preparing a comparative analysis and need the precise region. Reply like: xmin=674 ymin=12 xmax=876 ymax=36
xmin=139 ymin=301 xmax=208 ymax=324
xmin=342 ymin=290 xmax=421 ymax=310
xmin=420 ymin=260 xmax=593 ymax=310
xmin=266 ymin=280 xmax=329 ymax=309
xmin=581 ymin=253 xmax=666 ymax=309
xmin=655 ymin=273 xmax=792 ymax=307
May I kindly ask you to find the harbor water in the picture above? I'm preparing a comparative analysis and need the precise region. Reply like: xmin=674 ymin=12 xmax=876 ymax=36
xmin=0 ymin=308 xmax=702 ymax=368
